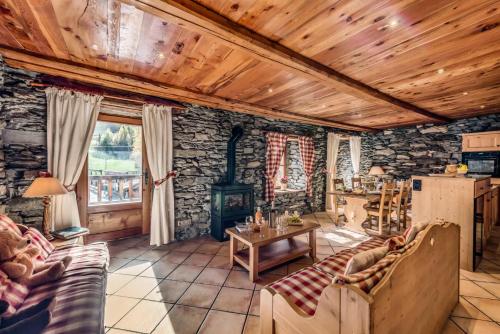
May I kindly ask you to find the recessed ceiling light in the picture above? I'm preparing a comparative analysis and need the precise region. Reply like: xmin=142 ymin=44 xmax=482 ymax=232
xmin=158 ymin=52 xmax=165 ymax=59
xmin=389 ymin=19 xmax=399 ymax=27
xmin=268 ymin=87 xmax=273 ymax=93
xmin=480 ymin=105 xmax=485 ymax=109
xmin=437 ymin=68 xmax=445 ymax=74
xmin=91 ymin=44 xmax=98 ymax=50
xmin=463 ymin=92 xmax=468 ymax=96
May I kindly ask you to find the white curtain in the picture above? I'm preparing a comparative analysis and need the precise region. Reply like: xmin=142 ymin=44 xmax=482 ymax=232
xmin=46 ymin=87 xmax=102 ymax=230
xmin=143 ymin=104 xmax=175 ymax=246
xmin=326 ymin=133 xmax=341 ymax=210
xmin=349 ymin=136 xmax=361 ymax=176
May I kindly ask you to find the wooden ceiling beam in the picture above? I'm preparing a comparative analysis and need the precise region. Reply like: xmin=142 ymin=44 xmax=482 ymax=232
xmin=0 ymin=46 xmax=373 ymax=131
xmin=121 ymin=0 xmax=452 ymax=123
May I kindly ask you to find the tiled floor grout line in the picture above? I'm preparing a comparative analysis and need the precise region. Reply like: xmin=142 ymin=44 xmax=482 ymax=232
xmin=454 ymin=295 xmax=495 ymax=323
xmin=108 ymin=250 xmax=176 ymax=332
xmin=450 ymin=317 xmax=467 ymax=333
xmin=106 ymin=217 xmax=500 ymax=334
xmin=111 ymin=240 xmax=253 ymax=334
xmin=193 ymin=257 xmax=234 ymax=334
xmin=134 ymin=245 xmax=211 ymax=333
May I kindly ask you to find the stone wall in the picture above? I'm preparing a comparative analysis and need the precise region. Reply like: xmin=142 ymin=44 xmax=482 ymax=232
xmin=172 ymin=106 xmax=327 ymax=239
xmin=336 ymin=115 xmax=500 ymax=182
xmin=0 ymin=60 xmax=328 ymax=239
xmin=0 ymin=61 xmax=47 ymax=229
xmin=285 ymin=141 xmax=306 ymax=190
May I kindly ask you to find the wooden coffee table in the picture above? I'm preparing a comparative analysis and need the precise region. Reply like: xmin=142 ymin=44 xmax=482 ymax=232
xmin=225 ymin=222 xmax=321 ymax=282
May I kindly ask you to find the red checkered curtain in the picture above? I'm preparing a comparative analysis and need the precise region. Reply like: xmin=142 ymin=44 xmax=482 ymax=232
xmin=298 ymin=136 xmax=315 ymax=197
xmin=265 ymin=132 xmax=289 ymax=202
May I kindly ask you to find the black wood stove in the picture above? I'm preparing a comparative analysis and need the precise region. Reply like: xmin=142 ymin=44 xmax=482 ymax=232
xmin=211 ymin=126 xmax=254 ymax=241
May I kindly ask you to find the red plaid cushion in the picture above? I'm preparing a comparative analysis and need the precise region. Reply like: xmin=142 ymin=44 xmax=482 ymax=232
xmin=0 ymin=215 xmax=21 ymax=236
xmin=389 ymin=238 xmax=418 ymax=255
xmin=384 ymin=235 xmax=406 ymax=251
xmin=313 ymin=237 xmax=386 ymax=276
xmin=313 ymin=249 xmax=355 ymax=276
xmin=269 ymin=267 xmax=333 ymax=316
xmin=0 ymin=270 xmax=30 ymax=316
xmin=24 ymin=227 xmax=55 ymax=260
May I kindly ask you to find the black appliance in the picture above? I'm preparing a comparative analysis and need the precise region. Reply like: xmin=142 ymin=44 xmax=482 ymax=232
xmin=473 ymin=212 xmax=483 ymax=270
xmin=211 ymin=126 xmax=254 ymax=241
xmin=462 ymin=151 xmax=500 ymax=177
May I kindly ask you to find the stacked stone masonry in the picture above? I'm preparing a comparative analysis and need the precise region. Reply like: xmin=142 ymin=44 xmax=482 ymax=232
xmin=0 ymin=59 xmax=327 ymax=239
xmin=2 ymin=58 xmax=499 ymax=239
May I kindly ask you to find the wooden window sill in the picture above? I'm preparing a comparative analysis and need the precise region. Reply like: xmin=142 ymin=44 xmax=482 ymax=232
xmin=275 ymin=189 xmax=306 ymax=194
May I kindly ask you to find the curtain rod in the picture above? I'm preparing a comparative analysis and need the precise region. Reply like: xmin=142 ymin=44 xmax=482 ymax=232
xmin=30 ymin=80 xmax=186 ymax=110
xmin=264 ymin=131 xmax=312 ymax=139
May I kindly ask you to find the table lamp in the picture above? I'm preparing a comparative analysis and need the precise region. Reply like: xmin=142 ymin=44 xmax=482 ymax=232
xmin=368 ymin=166 xmax=385 ymax=177
xmin=368 ymin=166 xmax=385 ymax=191
xmin=23 ymin=172 xmax=67 ymax=240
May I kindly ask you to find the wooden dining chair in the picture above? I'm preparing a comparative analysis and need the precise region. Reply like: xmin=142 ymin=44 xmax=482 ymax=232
xmin=351 ymin=177 xmax=362 ymax=190
xmin=364 ymin=181 xmax=396 ymax=235
xmin=333 ymin=178 xmax=347 ymax=224
xmin=392 ymin=180 xmax=411 ymax=231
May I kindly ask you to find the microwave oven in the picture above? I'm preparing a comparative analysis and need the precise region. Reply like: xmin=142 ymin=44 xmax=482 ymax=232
xmin=462 ymin=151 xmax=500 ymax=177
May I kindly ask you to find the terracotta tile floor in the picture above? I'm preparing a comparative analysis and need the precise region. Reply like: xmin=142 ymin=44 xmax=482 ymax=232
xmin=104 ymin=212 xmax=500 ymax=334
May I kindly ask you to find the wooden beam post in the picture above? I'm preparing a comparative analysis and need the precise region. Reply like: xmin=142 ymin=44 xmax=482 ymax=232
xmin=122 ymin=0 xmax=451 ymax=123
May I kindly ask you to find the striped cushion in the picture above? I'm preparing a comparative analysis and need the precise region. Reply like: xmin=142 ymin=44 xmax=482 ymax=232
xmin=313 ymin=237 xmax=386 ymax=276
xmin=46 ymin=242 xmax=109 ymax=271
xmin=0 ymin=215 xmax=21 ymax=236
xmin=335 ymin=254 xmax=400 ymax=293
xmin=269 ymin=267 xmax=333 ymax=316
xmin=24 ymin=227 xmax=55 ymax=260
xmin=0 ymin=270 xmax=30 ymax=316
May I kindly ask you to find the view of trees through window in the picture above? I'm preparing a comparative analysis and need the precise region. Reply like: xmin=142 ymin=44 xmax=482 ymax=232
xmin=88 ymin=121 xmax=142 ymax=205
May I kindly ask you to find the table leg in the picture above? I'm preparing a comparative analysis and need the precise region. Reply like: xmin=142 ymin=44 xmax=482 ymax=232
xmin=309 ymin=230 xmax=316 ymax=260
xmin=229 ymin=236 xmax=238 ymax=267
xmin=249 ymin=245 xmax=259 ymax=282
xmin=344 ymin=197 xmax=369 ymax=233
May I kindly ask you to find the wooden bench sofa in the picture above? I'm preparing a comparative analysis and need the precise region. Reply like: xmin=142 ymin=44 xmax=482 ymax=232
xmin=260 ymin=222 xmax=459 ymax=334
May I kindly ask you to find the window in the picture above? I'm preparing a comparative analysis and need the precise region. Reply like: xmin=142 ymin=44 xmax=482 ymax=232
xmin=88 ymin=121 xmax=142 ymax=205
xmin=275 ymin=150 xmax=287 ymax=189
xmin=275 ymin=140 xmax=306 ymax=191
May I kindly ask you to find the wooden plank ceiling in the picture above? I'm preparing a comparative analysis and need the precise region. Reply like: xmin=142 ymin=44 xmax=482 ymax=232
xmin=0 ymin=0 xmax=498 ymax=130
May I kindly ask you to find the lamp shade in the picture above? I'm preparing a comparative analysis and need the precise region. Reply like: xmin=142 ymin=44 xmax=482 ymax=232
xmin=368 ymin=166 xmax=385 ymax=176
xmin=23 ymin=177 xmax=68 ymax=197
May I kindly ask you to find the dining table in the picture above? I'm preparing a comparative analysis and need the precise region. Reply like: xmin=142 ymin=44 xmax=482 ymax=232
xmin=328 ymin=189 xmax=398 ymax=233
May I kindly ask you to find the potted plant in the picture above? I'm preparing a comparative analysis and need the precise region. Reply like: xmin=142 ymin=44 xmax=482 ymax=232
xmin=280 ymin=176 xmax=288 ymax=190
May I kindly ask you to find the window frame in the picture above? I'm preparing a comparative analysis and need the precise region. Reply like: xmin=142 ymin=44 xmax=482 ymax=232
xmin=86 ymin=114 xmax=144 ymax=211
xmin=275 ymin=142 xmax=288 ymax=189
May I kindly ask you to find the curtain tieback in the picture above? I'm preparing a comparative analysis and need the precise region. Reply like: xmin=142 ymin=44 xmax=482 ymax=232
xmin=64 ymin=184 xmax=76 ymax=192
xmin=154 ymin=171 xmax=177 ymax=187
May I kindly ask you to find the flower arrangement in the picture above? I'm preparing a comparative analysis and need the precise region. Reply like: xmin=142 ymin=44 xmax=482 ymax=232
xmin=280 ymin=176 xmax=288 ymax=184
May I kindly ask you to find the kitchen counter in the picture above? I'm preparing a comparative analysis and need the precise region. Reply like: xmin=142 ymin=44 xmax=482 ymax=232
xmin=411 ymin=175 xmax=498 ymax=271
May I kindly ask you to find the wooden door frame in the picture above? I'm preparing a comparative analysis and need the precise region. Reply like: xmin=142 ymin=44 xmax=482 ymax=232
xmin=76 ymin=113 xmax=152 ymax=243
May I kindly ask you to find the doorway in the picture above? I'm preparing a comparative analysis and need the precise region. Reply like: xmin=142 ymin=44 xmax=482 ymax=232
xmin=77 ymin=114 xmax=151 ymax=243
